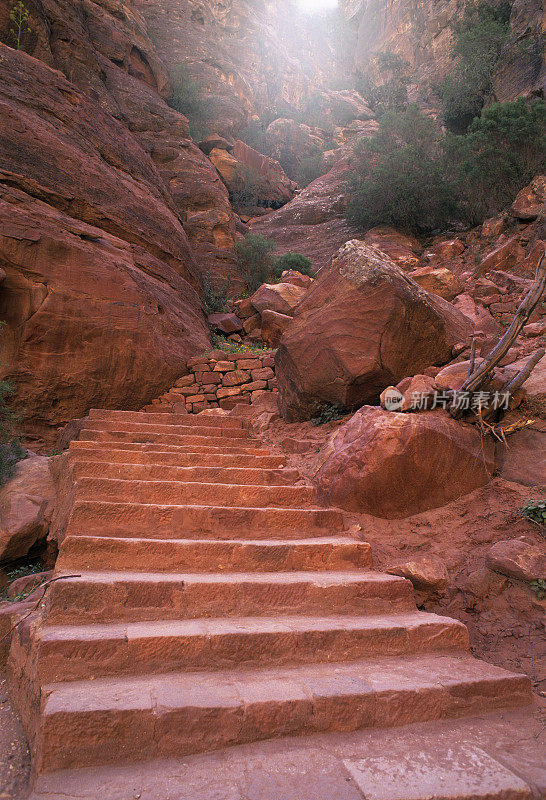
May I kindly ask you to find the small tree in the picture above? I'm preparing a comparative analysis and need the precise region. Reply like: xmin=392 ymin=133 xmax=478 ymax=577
xmin=438 ymin=1 xmax=511 ymax=132
xmin=235 ymin=233 xmax=277 ymax=293
xmin=9 ymin=1 xmax=31 ymax=51
xmin=272 ymin=252 xmax=314 ymax=278
xmin=346 ymin=105 xmax=458 ymax=234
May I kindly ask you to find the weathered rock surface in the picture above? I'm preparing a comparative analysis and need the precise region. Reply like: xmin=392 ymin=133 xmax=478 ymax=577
xmin=251 ymin=160 xmax=363 ymax=272
xmin=0 ymin=45 xmax=210 ymax=446
xmin=250 ymin=283 xmax=307 ymax=316
xmin=276 ymin=240 xmax=473 ymax=420
xmin=511 ymin=175 xmax=546 ymax=220
xmin=314 ymin=406 xmax=495 ymax=518
xmin=387 ymin=556 xmax=449 ymax=591
xmin=487 ymin=538 xmax=545 ymax=583
xmin=0 ymin=457 xmax=55 ymax=564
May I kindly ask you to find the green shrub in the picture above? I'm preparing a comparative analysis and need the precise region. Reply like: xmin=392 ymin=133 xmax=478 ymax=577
xmin=235 ymin=233 xmax=277 ymax=293
xmin=364 ymin=51 xmax=410 ymax=117
xmin=312 ymin=402 xmax=347 ymax=426
xmin=438 ymin=2 xmax=511 ymax=132
xmin=272 ymin=252 xmax=314 ymax=278
xmin=521 ymin=498 xmax=546 ymax=528
xmin=202 ymin=270 xmax=230 ymax=314
xmin=229 ymin=165 xmax=266 ymax=212
xmin=295 ymin=146 xmax=327 ymax=187
xmin=0 ymin=376 xmax=25 ymax=487
xmin=345 ymin=99 xmax=546 ymax=233
xmin=346 ymin=105 xmax=458 ymax=234
xmin=169 ymin=64 xmax=217 ymax=139
xmin=448 ymin=98 xmax=546 ymax=223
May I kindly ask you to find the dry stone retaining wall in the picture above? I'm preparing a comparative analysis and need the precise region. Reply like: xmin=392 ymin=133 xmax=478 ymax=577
xmin=144 ymin=350 xmax=278 ymax=413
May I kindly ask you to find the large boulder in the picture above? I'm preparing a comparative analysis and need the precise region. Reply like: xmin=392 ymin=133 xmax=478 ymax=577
xmin=276 ymin=241 xmax=473 ymax=420
xmin=250 ymin=283 xmax=307 ymax=316
xmin=511 ymin=176 xmax=546 ymax=221
xmin=314 ymin=407 xmax=495 ymax=518
xmin=0 ymin=457 xmax=55 ymax=564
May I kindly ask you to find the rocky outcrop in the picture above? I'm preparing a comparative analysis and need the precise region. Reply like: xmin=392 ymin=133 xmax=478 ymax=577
xmin=0 ymin=45 xmax=209 ymax=447
xmin=251 ymin=160 xmax=363 ymax=272
xmin=0 ymin=457 xmax=55 ymax=564
xmin=341 ymin=0 xmax=545 ymax=103
xmin=314 ymin=406 xmax=495 ymax=518
xmin=276 ymin=240 xmax=472 ymax=420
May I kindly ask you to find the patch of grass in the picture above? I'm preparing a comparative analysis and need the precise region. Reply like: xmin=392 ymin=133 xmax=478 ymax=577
xmin=207 ymin=334 xmax=270 ymax=355
xmin=0 ymin=559 xmax=44 ymax=603
xmin=530 ymin=579 xmax=546 ymax=600
xmin=202 ymin=270 xmax=231 ymax=314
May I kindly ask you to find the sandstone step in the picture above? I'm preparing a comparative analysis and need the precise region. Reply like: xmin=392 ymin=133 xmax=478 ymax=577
xmin=81 ymin=420 xmax=252 ymax=439
xmin=80 ymin=429 xmax=256 ymax=448
xmin=33 ymin=612 xmax=469 ymax=682
xmin=44 ymin=571 xmax=414 ymax=624
xmin=69 ymin=461 xmax=302 ymax=486
xmin=66 ymin=446 xmax=286 ymax=469
xmin=69 ymin=440 xmax=273 ymax=457
xmin=88 ymin=409 xmax=245 ymax=429
xmin=66 ymin=501 xmax=345 ymax=538
xmin=35 ymin=654 xmax=532 ymax=772
xmin=56 ymin=535 xmax=372 ymax=573
xmin=71 ymin=478 xmax=316 ymax=508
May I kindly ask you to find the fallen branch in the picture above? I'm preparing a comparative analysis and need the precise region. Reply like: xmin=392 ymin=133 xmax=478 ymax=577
xmin=0 ymin=574 xmax=81 ymax=644
xmin=501 ymin=348 xmax=545 ymax=396
xmin=451 ymin=251 xmax=546 ymax=418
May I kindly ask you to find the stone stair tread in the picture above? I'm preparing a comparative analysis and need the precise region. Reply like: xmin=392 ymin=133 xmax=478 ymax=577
xmin=88 ymin=410 xmax=245 ymax=428
xmin=70 ymin=441 xmax=273 ymax=455
xmin=39 ymin=611 xmax=466 ymax=641
xmin=69 ymin=462 xmax=301 ymax=484
xmin=53 ymin=568 xmax=395 ymax=585
xmin=42 ymin=653 xmax=527 ymax=715
xmin=66 ymin=447 xmax=285 ymax=467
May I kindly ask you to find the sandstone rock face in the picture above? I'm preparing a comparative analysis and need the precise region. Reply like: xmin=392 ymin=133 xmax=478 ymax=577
xmin=487 ymin=539 xmax=545 ymax=582
xmin=0 ymin=457 xmax=55 ymax=564
xmin=251 ymin=160 xmax=363 ymax=273
xmin=276 ymin=240 xmax=473 ymax=420
xmin=314 ymin=407 xmax=495 ymax=518
xmin=410 ymin=267 xmax=463 ymax=301
xmin=0 ymin=46 xmax=210 ymax=446
xmin=341 ymin=0 xmax=544 ymax=103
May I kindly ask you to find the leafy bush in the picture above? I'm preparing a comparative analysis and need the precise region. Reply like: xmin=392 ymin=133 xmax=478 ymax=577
xmin=169 ymin=64 xmax=217 ymax=139
xmin=0 ymin=376 xmax=25 ymax=487
xmin=346 ymin=99 xmax=546 ymax=233
xmin=295 ymin=146 xmax=327 ymax=187
xmin=202 ymin=270 xmax=230 ymax=314
xmin=229 ymin=165 xmax=266 ymax=212
xmin=312 ymin=402 xmax=347 ymax=426
xmin=438 ymin=2 xmax=511 ymax=132
xmin=235 ymin=233 xmax=277 ymax=293
xmin=448 ymin=98 xmax=546 ymax=223
xmin=272 ymin=252 xmax=315 ymax=278
xmin=359 ymin=51 xmax=410 ymax=117
xmin=346 ymin=105 xmax=458 ymax=233
xmin=521 ymin=498 xmax=546 ymax=528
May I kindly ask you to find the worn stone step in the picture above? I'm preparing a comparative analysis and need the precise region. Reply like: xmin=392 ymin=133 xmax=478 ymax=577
xmin=44 ymin=571 xmax=414 ymax=624
xmin=81 ymin=420 xmax=252 ymax=439
xmin=69 ymin=461 xmax=302 ymax=486
xmin=70 ymin=440 xmax=273 ymax=456
xmin=80 ymin=429 xmax=257 ymax=448
xmin=35 ymin=654 xmax=532 ymax=772
xmin=66 ymin=501 xmax=345 ymax=539
xmin=67 ymin=444 xmax=285 ymax=468
xmin=72 ymin=478 xmax=316 ymax=508
xmin=33 ymin=612 xmax=469 ymax=682
xmin=56 ymin=535 xmax=372 ymax=574
xmin=88 ymin=409 xmax=245 ymax=429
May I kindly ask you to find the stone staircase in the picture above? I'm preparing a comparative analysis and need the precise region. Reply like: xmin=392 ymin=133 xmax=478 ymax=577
xmin=8 ymin=410 xmax=533 ymax=782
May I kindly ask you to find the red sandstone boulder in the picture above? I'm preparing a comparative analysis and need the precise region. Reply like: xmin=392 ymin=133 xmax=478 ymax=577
xmin=511 ymin=176 xmax=546 ymax=220
xmin=386 ymin=556 xmax=449 ymax=591
xmin=452 ymin=294 xmax=502 ymax=338
xmin=314 ymin=406 xmax=495 ymax=518
xmin=364 ymin=227 xmax=421 ymax=270
xmin=487 ymin=538 xmax=545 ymax=582
xmin=250 ymin=283 xmax=307 ymax=316
xmin=207 ymin=312 xmax=243 ymax=334
xmin=280 ymin=270 xmax=314 ymax=289
xmin=410 ymin=267 xmax=463 ymax=301
xmin=478 ymin=236 xmax=526 ymax=276
xmin=0 ymin=457 xmax=55 ymax=564
xmin=261 ymin=310 xmax=293 ymax=347
xmin=276 ymin=241 xmax=473 ymax=420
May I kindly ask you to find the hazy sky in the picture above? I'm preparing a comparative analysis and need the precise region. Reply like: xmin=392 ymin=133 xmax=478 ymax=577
xmin=297 ymin=0 xmax=338 ymax=13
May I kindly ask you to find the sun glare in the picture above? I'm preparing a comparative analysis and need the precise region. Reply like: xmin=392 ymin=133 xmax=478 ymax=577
xmin=297 ymin=0 xmax=338 ymax=13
